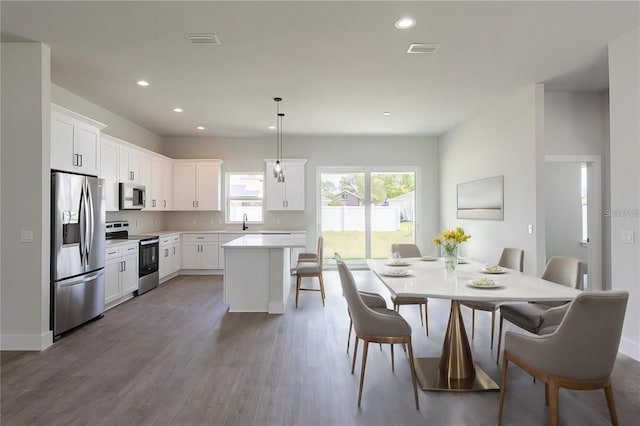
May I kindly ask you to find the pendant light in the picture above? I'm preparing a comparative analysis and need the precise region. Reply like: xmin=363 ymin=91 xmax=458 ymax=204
xmin=273 ymin=97 xmax=286 ymax=183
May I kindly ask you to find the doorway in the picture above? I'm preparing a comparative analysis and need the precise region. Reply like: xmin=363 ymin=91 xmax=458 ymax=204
xmin=318 ymin=168 xmax=417 ymax=266
xmin=544 ymin=156 xmax=602 ymax=290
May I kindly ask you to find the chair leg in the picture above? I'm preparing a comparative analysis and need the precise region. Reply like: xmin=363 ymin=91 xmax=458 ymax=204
xmin=295 ymin=275 xmax=301 ymax=308
xmin=496 ymin=316 xmax=504 ymax=364
xmin=391 ymin=344 xmax=395 ymax=372
xmin=548 ymin=379 xmax=560 ymax=426
xmin=351 ymin=337 xmax=359 ymax=374
xmin=318 ymin=273 xmax=326 ymax=306
xmin=490 ymin=310 xmax=496 ymax=349
xmin=357 ymin=340 xmax=370 ymax=407
xmin=424 ymin=302 xmax=429 ymax=337
xmin=498 ymin=355 xmax=509 ymax=425
xmin=347 ymin=318 xmax=352 ymax=353
xmin=418 ymin=303 xmax=424 ymax=326
xmin=604 ymin=384 xmax=620 ymax=426
xmin=471 ymin=308 xmax=476 ymax=340
xmin=406 ymin=339 xmax=420 ymax=410
xmin=545 ymin=383 xmax=549 ymax=405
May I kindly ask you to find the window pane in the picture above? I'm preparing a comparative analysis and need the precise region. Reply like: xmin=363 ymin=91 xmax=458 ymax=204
xmin=229 ymin=174 xmax=264 ymax=197
xmin=229 ymin=200 xmax=262 ymax=222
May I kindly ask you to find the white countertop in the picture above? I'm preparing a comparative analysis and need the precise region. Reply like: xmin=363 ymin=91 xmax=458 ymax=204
xmin=141 ymin=230 xmax=305 ymax=236
xmin=105 ymin=239 xmax=139 ymax=248
xmin=222 ymin=233 xmax=307 ymax=249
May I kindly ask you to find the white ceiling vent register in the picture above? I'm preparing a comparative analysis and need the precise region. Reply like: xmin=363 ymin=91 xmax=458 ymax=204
xmin=407 ymin=43 xmax=441 ymax=54
xmin=184 ymin=33 xmax=221 ymax=45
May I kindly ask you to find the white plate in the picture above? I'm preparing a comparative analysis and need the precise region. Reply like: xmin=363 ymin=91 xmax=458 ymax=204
xmin=468 ymin=279 xmax=503 ymax=289
xmin=387 ymin=260 xmax=411 ymax=266
xmin=381 ymin=269 xmax=411 ymax=277
xmin=457 ymin=258 xmax=469 ymax=264
xmin=481 ymin=266 xmax=505 ymax=274
xmin=421 ymin=256 xmax=437 ymax=261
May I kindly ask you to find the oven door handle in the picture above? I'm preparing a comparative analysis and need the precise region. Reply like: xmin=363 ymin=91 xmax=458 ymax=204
xmin=139 ymin=239 xmax=159 ymax=246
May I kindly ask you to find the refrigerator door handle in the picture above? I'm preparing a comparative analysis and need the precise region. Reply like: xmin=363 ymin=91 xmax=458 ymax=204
xmin=59 ymin=271 xmax=103 ymax=288
xmin=85 ymin=179 xmax=95 ymax=264
xmin=78 ymin=182 xmax=86 ymax=267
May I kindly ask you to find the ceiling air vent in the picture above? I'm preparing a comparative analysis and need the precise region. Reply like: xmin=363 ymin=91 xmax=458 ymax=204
xmin=407 ymin=43 xmax=441 ymax=54
xmin=184 ymin=33 xmax=221 ymax=45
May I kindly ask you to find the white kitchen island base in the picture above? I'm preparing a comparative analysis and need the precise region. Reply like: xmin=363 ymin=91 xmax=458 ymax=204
xmin=223 ymin=234 xmax=306 ymax=313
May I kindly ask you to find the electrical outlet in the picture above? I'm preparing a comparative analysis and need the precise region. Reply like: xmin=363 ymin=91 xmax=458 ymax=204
xmin=622 ymin=230 xmax=634 ymax=244
xmin=210 ymin=219 xmax=214 ymax=225
xmin=528 ymin=224 xmax=533 ymax=234
xmin=21 ymin=230 xmax=33 ymax=243
xmin=192 ymin=219 xmax=196 ymax=225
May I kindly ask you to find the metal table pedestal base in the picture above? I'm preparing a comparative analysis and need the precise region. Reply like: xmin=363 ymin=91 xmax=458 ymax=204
xmin=414 ymin=358 xmax=499 ymax=391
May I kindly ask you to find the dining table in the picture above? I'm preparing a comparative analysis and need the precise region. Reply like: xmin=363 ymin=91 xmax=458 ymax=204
xmin=367 ymin=257 xmax=582 ymax=392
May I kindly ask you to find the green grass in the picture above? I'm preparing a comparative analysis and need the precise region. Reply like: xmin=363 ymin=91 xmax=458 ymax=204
xmin=324 ymin=221 xmax=415 ymax=260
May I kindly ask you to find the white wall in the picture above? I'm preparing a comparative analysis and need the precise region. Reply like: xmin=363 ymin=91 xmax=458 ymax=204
xmin=544 ymin=163 xmax=587 ymax=263
xmin=544 ymin=92 xmax=607 ymax=157
xmin=608 ymin=27 xmax=640 ymax=360
xmin=1 ymin=43 xmax=52 ymax=350
xmin=163 ymin=136 xmax=440 ymax=252
xmin=439 ymin=85 xmax=543 ymax=274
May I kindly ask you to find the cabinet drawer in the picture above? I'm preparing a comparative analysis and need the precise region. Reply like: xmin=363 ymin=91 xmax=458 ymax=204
xmin=160 ymin=234 xmax=181 ymax=246
xmin=182 ymin=234 xmax=218 ymax=243
xmin=105 ymin=247 xmax=122 ymax=260
xmin=122 ymin=243 xmax=139 ymax=254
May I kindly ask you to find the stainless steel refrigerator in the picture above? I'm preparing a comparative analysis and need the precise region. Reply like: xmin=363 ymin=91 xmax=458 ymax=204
xmin=51 ymin=171 xmax=106 ymax=336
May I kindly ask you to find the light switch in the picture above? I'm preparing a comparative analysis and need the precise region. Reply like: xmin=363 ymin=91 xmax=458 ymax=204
xmin=621 ymin=230 xmax=634 ymax=244
xmin=528 ymin=224 xmax=534 ymax=234
xmin=21 ymin=230 xmax=33 ymax=243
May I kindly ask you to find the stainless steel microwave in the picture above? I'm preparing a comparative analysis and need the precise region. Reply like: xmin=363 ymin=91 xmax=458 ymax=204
xmin=119 ymin=182 xmax=145 ymax=210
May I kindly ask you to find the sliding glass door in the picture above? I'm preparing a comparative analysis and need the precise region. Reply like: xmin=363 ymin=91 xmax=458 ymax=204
xmin=320 ymin=168 xmax=416 ymax=265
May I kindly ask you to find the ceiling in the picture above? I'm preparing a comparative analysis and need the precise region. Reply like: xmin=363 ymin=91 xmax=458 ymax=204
xmin=2 ymin=1 xmax=638 ymax=138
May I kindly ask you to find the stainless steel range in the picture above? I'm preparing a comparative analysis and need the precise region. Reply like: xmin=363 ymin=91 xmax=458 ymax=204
xmin=106 ymin=221 xmax=159 ymax=295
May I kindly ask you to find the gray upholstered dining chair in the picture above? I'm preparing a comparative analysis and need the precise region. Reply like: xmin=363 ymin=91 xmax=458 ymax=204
xmin=295 ymin=237 xmax=325 ymax=307
xmin=496 ymin=256 xmax=582 ymax=363
xmin=390 ymin=243 xmax=429 ymax=337
xmin=336 ymin=253 xmax=419 ymax=409
xmin=498 ymin=291 xmax=628 ymax=426
xmin=461 ymin=248 xmax=524 ymax=349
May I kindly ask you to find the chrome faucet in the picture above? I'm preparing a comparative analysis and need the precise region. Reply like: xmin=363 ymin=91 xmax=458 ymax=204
xmin=242 ymin=213 xmax=248 ymax=231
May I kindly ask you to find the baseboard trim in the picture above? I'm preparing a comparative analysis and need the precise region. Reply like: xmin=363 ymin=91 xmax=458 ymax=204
xmin=620 ymin=337 xmax=640 ymax=361
xmin=1 ymin=330 xmax=53 ymax=351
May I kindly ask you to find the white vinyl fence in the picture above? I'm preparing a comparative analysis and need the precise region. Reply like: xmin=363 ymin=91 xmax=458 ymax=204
xmin=321 ymin=206 xmax=400 ymax=231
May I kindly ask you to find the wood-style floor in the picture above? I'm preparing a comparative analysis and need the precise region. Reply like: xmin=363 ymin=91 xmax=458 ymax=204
xmin=2 ymin=272 xmax=639 ymax=425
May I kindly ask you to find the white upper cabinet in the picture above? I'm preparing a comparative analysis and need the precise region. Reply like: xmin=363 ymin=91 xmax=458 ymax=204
xmin=119 ymin=144 xmax=141 ymax=184
xmin=139 ymin=153 xmax=153 ymax=209
xmin=264 ymin=159 xmax=306 ymax=211
xmin=99 ymin=135 xmax=120 ymax=211
xmin=51 ymin=104 xmax=106 ymax=176
xmin=150 ymin=155 xmax=173 ymax=210
xmin=173 ymin=160 xmax=223 ymax=210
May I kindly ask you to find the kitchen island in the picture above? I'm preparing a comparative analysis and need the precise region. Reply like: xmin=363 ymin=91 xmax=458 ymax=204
xmin=223 ymin=233 xmax=307 ymax=313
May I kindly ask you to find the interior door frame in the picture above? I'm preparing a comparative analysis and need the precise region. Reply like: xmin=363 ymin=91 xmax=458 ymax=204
xmin=544 ymin=155 xmax=602 ymax=290
xmin=316 ymin=166 xmax=420 ymax=266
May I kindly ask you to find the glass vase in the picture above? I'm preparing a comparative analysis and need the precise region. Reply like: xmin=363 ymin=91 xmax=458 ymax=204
xmin=442 ymin=243 xmax=459 ymax=272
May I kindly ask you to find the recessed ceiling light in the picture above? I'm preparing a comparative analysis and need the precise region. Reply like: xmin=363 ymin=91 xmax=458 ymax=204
xmin=383 ymin=112 xmax=392 ymax=116
xmin=173 ymin=107 xmax=183 ymax=113
xmin=196 ymin=126 xmax=205 ymax=130
xmin=136 ymin=80 xmax=149 ymax=87
xmin=394 ymin=17 xmax=416 ymax=29
xmin=268 ymin=125 xmax=276 ymax=130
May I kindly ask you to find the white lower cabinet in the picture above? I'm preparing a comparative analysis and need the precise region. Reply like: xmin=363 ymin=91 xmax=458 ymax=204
xmin=105 ymin=243 xmax=139 ymax=307
xmin=159 ymin=234 xmax=181 ymax=281
xmin=182 ymin=234 xmax=219 ymax=270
